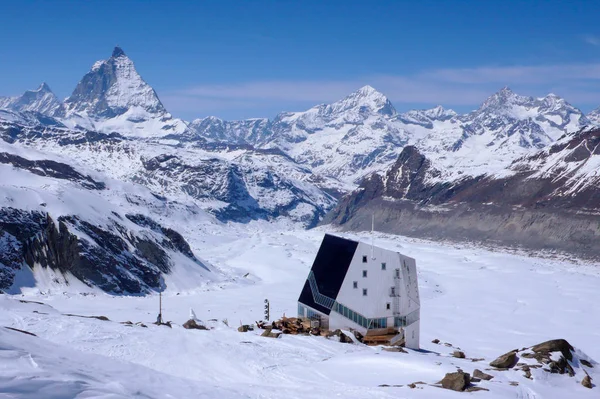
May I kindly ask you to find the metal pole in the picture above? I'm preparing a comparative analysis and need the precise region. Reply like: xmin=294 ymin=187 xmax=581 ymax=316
xmin=159 ymin=291 xmax=162 ymax=324
xmin=371 ymin=214 xmax=375 ymax=259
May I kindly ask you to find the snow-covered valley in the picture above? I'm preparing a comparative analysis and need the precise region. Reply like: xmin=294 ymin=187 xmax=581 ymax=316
xmin=1 ymin=43 xmax=600 ymax=398
xmin=1 ymin=225 xmax=599 ymax=398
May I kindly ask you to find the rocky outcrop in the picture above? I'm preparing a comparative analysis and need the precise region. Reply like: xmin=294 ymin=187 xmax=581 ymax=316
xmin=0 ymin=208 xmax=206 ymax=294
xmin=0 ymin=152 xmax=105 ymax=190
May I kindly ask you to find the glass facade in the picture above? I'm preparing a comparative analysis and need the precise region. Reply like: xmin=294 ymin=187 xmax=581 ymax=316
xmin=393 ymin=309 xmax=419 ymax=327
xmin=298 ymin=303 xmax=324 ymax=321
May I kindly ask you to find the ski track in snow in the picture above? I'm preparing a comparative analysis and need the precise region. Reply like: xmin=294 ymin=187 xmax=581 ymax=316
xmin=1 ymin=225 xmax=599 ymax=398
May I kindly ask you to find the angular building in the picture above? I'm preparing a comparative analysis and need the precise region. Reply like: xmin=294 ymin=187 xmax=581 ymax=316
xmin=298 ymin=234 xmax=420 ymax=349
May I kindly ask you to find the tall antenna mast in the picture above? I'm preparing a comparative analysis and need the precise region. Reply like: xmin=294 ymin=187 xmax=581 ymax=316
xmin=371 ymin=213 xmax=375 ymax=259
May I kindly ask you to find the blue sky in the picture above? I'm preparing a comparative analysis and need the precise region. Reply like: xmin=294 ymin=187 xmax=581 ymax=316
xmin=2 ymin=0 xmax=600 ymax=120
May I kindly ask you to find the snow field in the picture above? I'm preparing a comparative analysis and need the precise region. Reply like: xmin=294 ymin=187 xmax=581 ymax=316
xmin=1 ymin=226 xmax=599 ymax=398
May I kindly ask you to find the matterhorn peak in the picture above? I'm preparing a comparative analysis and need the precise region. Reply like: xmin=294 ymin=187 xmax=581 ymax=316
xmin=112 ymin=46 xmax=126 ymax=58
xmin=64 ymin=46 xmax=167 ymax=119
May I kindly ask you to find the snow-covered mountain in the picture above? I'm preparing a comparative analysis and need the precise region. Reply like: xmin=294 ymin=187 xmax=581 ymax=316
xmin=0 ymin=83 xmax=64 ymax=115
xmin=59 ymin=46 xmax=187 ymax=137
xmin=0 ymin=138 xmax=220 ymax=294
xmin=190 ymin=86 xmax=591 ymax=187
xmin=324 ymin=125 xmax=600 ymax=257
xmin=0 ymin=109 xmax=335 ymax=228
xmin=187 ymin=116 xmax=271 ymax=145
xmin=586 ymin=106 xmax=600 ymax=126
xmin=2 ymin=46 xmax=600 ymax=261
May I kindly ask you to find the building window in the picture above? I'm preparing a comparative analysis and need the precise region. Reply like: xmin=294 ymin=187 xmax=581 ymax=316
xmin=386 ymin=303 xmax=391 ymax=310
xmin=390 ymin=287 xmax=395 ymax=296
xmin=363 ymin=288 xmax=368 ymax=296
xmin=381 ymin=262 xmax=386 ymax=270
xmin=362 ymin=255 xmax=367 ymax=263
xmin=395 ymin=269 xmax=400 ymax=278
xmin=362 ymin=270 xmax=367 ymax=278
xmin=353 ymin=281 xmax=358 ymax=289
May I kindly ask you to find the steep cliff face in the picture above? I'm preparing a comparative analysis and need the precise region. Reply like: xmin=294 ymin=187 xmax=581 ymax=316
xmin=0 ymin=208 xmax=208 ymax=294
xmin=324 ymin=130 xmax=600 ymax=257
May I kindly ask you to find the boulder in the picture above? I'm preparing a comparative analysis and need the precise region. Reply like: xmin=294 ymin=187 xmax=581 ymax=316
xmin=581 ymin=359 xmax=593 ymax=368
xmin=353 ymin=330 xmax=364 ymax=343
xmin=183 ymin=319 xmax=207 ymax=330
xmin=432 ymin=339 xmax=440 ymax=344
xmin=440 ymin=371 xmax=470 ymax=392
xmin=453 ymin=351 xmax=466 ymax=359
xmin=238 ymin=325 xmax=249 ymax=333
xmin=339 ymin=331 xmax=354 ymax=344
xmin=582 ymin=375 xmax=593 ymax=389
xmin=326 ymin=329 xmax=342 ymax=338
xmin=261 ymin=329 xmax=281 ymax=338
xmin=531 ymin=339 xmax=573 ymax=361
xmin=490 ymin=350 xmax=518 ymax=369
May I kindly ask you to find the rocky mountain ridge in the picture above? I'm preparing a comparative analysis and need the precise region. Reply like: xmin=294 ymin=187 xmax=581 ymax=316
xmin=324 ymin=126 xmax=600 ymax=257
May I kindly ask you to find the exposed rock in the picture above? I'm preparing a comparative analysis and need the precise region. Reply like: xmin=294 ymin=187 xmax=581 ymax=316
xmin=465 ymin=386 xmax=489 ymax=392
xmin=581 ymin=359 xmax=594 ymax=368
xmin=353 ymin=330 xmax=364 ymax=343
xmin=453 ymin=351 xmax=466 ymax=359
xmin=261 ymin=329 xmax=281 ymax=338
xmin=531 ymin=339 xmax=574 ymax=361
xmin=183 ymin=319 xmax=207 ymax=330
xmin=473 ymin=369 xmax=494 ymax=381
xmin=4 ymin=326 xmax=37 ymax=337
xmin=64 ymin=313 xmax=110 ymax=321
xmin=582 ymin=375 xmax=593 ymax=389
xmin=339 ymin=331 xmax=354 ymax=344
xmin=383 ymin=347 xmax=407 ymax=353
xmin=432 ymin=339 xmax=440 ymax=344
xmin=490 ymin=350 xmax=518 ymax=369
xmin=238 ymin=325 xmax=250 ymax=333
xmin=440 ymin=371 xmax=470 ymax=392
xmin=509 ymin=381 xmax=519 ymax=386
xmin=408 ymin=383 xmax=416 ymax=389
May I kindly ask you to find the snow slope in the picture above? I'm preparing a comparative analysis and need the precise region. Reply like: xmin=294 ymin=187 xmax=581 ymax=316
xmin=1 ymin=226 xmax=599 ymax=398
xmin=0 ymin=137 xmax=223 ymax=294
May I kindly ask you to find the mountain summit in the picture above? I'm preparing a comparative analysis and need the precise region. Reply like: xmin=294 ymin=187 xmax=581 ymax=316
xmin=112 ymin=46 xmax=126 ymax=58
xmin=328 ymin=85 xmax=396 ymax=117
xmin=64 ymin=46 xmax=167 ymax=119
xmin=0 ymin=82 xmax=63 ymax=115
